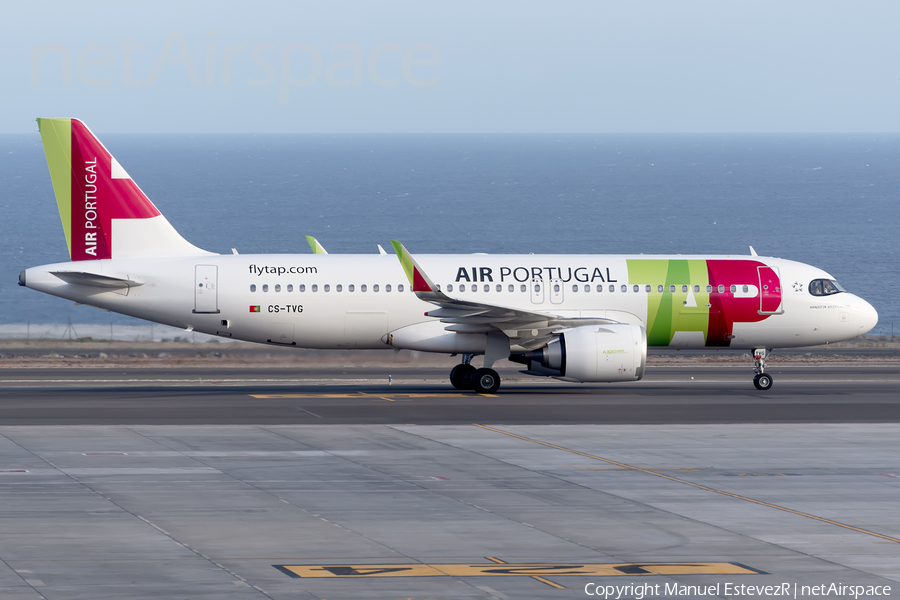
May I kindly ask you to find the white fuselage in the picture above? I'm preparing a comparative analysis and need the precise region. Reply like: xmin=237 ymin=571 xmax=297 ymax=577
xmin=22 ymin=253 xmax=878 ymax=352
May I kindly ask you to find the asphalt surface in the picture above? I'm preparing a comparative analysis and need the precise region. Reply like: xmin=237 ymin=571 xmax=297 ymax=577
xmin=1 ymin=364 xmax=897 ymax=425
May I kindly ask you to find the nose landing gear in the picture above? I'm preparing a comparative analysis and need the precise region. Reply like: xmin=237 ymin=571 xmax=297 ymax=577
xmin=752 ymin=348 xmax=773 ymax=390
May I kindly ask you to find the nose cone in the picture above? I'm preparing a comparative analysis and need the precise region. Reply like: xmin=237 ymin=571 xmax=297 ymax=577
xmin=855 ymin=296 xmax=878 ymax=336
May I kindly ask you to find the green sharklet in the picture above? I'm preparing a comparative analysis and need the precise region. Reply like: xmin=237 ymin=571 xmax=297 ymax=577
xmin=305 ymin=236 xmax=328 ymax=254
xmin=627 ymin=259 xmax=710 ymax=346
xmin=391 ymin=240 xmax=416 ymax=287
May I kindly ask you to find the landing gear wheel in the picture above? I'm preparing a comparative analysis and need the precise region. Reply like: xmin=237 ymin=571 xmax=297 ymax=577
xmin=752 ymin=348 xmax=773 ymax=391
xmin=450 ymin=364 xmax=476 ymax=390
xmin=753 ymin=373 xmax=773 ymax=391
xmin=472 ymin=368 xmax=501 ymax=394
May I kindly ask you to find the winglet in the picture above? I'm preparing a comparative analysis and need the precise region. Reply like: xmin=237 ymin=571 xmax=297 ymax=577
xmin=749 ymin=245 xmax=758 ymax=257
xmin=306 ymin=236 xmax=328 ymax=254
xmin=390 ymin=240 xmax=441 ymax=294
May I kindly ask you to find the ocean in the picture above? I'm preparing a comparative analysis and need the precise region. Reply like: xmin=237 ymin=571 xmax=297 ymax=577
xmin=2 ymin=133 xmax=897 ymax=336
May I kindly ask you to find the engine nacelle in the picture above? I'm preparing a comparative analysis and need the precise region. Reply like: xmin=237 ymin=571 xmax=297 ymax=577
xmin=526 ymin=324 xmax=647 ymax=382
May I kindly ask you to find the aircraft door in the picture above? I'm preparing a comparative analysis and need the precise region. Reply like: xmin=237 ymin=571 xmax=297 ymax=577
xmin=549 ymin=278 xmax=564 ymax=304
xmin=758 ymin=266 xmax=783 ymax=315
xmin=530 ymin=278 xmax=544 ymax=304
xmin=194 ymin=265 xmax=219 ymax=314
xmin=266 ymin=323 xmax=295 ymax=345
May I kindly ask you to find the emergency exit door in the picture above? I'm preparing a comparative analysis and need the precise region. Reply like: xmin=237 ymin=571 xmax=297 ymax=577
xmin=530 ymin=278 xmax=544 ymax=304
xmin=757 ymin=266 xmax=783 ymax=315
xmin=194 ymin=265 xmax=219 ymax=314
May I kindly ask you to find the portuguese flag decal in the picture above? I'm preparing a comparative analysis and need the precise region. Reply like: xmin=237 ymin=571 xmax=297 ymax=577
xmin=249 ymin=305 xmax=261 ymax=313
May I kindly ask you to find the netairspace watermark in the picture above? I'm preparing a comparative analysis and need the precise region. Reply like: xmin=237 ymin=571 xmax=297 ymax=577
xmin=584 ymin=583 xmax=893 ymax=599
xmin=30 ymin=30 xmax=441 ymax=103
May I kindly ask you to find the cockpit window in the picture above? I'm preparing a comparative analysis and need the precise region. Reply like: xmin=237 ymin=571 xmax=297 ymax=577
xmin=809 ymin=279 xmax=845 ymax=297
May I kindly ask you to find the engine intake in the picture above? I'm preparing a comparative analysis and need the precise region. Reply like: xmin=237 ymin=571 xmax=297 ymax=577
xmin=516 ymin=324 xmax=647 ymax=382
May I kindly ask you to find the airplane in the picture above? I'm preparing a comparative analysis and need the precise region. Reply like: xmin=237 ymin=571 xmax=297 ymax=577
xmin=19 ymin=118 xmax=879 ymax=393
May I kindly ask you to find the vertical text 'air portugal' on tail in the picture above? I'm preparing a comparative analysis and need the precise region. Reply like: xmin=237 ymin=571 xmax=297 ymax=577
xmin=36 ymin=118 xmax=214 ymax=261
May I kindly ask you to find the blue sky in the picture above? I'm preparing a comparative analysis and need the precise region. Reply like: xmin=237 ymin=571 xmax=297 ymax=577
xmin=2 ymin=0 xmax=898 ymax=133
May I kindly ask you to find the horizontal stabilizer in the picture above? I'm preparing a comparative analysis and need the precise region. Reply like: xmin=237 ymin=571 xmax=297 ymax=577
xmin=51 ymin=271 xmax=143 ymax=289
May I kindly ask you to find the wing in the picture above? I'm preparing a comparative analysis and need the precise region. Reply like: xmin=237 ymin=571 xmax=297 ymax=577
xmin=391 ymin=241 xmax=617 ymax=349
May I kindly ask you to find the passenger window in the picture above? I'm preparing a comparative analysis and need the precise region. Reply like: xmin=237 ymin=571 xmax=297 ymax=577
xmin=730 ymin=285 xmax=736 ymax=293
xmin=484 ymin=284 xmax=489 ymax=292
xmin=386 ymin=284 xmax=391 ymax=292
xmin=609 ymin=284 xmax=615 ymax=292
xmin=262 ymin=284 xmax=269 ymax=292
xmin=534 ymin=284 xmax=541 ymax=292
xmin=681 ymin=285 xmax=688 ymax=293
xmin=471 ymin=284 xmax=477 ymax=292
xmin=633 ymin=285 xmax=639 ymax=293
xmin=349 ymin=284 xmax=355 ymax=292
xmin=585 ymin=284 xmax=590 ymax=292
xmin=597 ymin=284 xmax=603 ymax=292
xmin=275 ymin=284 xmax=281 ymax=292
xmin=742 ymin=285 xmax=748 ymax=293
xmin=447 ymin=284 xmax=453 ymax=292
xmin=571 ymin=284 xmax=577 ymax=292
xmin=553 ymin=284 xmax=560 ymax=292
xmin=669 ymin=284 xmax=675 ymax=293
xmin=299 ymin=284 xmax=306 ymax=292
xmin=520 ymin=284 xmax=527 ymax=292
xmin=496 ymin=284 xmax=502 ymax=292
xmin=287 ymin=284 xmax=293 ymax=292
xmin=658 ymin=285 xmax=663 ymax=293
xmin=311 ymin=284 xmax=318 ymax=292
xmin=618 ymin=284 xmax=624 ymax=293
xmin=399 ymin=284 xmax=404 ymax=292
xmin=718 ymin=284 xmax=724 ymax=293
xmin=373 ymin=284 xmax=379 ymax=292
xmin=324 ymin=284 xmax=330 ymax=292
xmin=645 ymin=285 xmax=651 ymax=292
xmin=360 ymin=284 xmax=366 ymax=292
xmin=508 ymin=284 xmax=514 ymax=292
xmin=706 ymin=285 xmax=712 ymax=293
xmin=336 ymin=284 xmax=342 ymax=292
xmin=250 ymin=284 xmax=256 ymax=292
xmin=694 ymin=285 xmax=700 ymax=293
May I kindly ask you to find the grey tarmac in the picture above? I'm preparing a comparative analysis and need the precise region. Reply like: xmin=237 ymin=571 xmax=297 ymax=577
xmin=0 ymin=362 xmax=897 ymax=599
xmin=0 ymin=364 xmax=897 ymax=425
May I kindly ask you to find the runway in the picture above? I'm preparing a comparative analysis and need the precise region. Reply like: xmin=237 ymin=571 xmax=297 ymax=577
xmin=0 ymin=422 xmax=897 ymax=599
xmin=0 ymin=365 xmax=897 ymax=425
xmin=0 ymin=362 xmax=897 ymax=599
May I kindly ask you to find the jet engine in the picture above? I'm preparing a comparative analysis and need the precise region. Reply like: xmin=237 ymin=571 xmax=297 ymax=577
xmin=514 ymin=324 xmax=647 ymax=382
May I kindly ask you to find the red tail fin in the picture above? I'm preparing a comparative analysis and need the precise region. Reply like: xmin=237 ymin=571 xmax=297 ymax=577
xmin=37 ymin=118 xmax=212 ymax=261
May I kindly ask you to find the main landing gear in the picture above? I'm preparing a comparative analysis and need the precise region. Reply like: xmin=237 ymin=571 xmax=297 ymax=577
xmin=752 ymin=348 xmax=773 ymax=390
xmin=449 ymin=354 xmax=502 ymax=394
